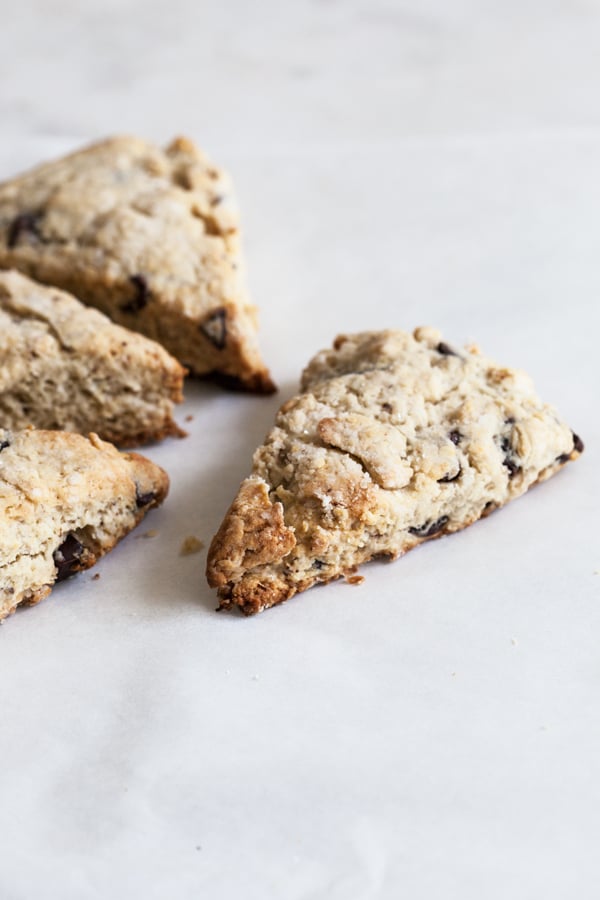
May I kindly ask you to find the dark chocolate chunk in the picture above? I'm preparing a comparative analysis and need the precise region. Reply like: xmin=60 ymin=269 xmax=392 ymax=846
xmin=53 ymin=534 xmax=85 ymax=582
xmin=557 ymin=432 xmax=584 ymax=463
xmin=436 ymin=342 xmax=458 ymax=357
xmin=438 ymin=467 xmax=461 ymax=484
xmin=381 ymin=402 xmax=393 ymax=413
xmin=503 ymin=458 xmax=521 ymax=478
xmin=449 ymin=430 xmax=462 ymax=445
xmin=0 ymin=439 xmax=9 ymax=452
xmin=121 ymin=274 xmax=150 ymax=313
xmin=505 ymin=416 xmax=516 ymax=425
xmin=135 ymin=488 xmax=156 ymax=508
xmin=500 ymin=436 xmax=512 ymax=453
xmin=409 ymin=515 xmax=449 ymax=538
xmin=313 ymin=559 xmax=325 ymax=570
xmin=7 ymin=212 xmax=41 ymax=248
xmin=200 ymin=308 xmax=227 ymax=350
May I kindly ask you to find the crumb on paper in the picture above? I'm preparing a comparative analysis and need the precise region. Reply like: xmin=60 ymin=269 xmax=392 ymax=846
xmin=511 ymin=637 xmax=518 ymax=647
xmin=92 ymin=573 xmax=101 ymax=581
xmin=185 ymin=414 xmax=194 ymax=423
xmin=345 ymin=574 xmax=365 ymax=585
xmin=136 ymin=529 xmax=158 ymax=540
xmin=180 ymin=535 xmax=204 ymax=556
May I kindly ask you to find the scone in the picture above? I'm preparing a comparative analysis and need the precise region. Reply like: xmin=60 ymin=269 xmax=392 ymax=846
xmin=0 ymin=428 xmax=168 ymax=620
xmin=207 ymin=328 xmax=583 ymax=614
xmin=0 ymin=135 xmax=274 ymax=393
xmin=0 ymin=270 xmax=185 ymax=447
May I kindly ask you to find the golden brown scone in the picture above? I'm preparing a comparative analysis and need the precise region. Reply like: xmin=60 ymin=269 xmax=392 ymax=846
xmin=0 ymin=135 xmax=275 ymax=393
xmin=0 ymin=270 xmax=185 ymax=446
xmin=0 ymin=427 xmax=169 ymax=620
xmin=207 ymin=328 xmax=583 ymax=614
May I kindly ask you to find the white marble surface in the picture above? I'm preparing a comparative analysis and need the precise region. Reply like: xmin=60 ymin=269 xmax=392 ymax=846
xmin=0 ymin=2 xmax=599 ymax=897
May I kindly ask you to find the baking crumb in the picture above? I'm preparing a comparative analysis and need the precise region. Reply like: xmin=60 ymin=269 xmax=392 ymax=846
xmin=345 ymin=574 xmax=365 ymax=585
xmin=180 ymin=535 xmax=204 ymax=556
xmin=92 ymin=573 xmax=101 ymax=581
xmin=185 ymin=414 xmax=194 ymax=423
xmin=511 ymin=637 xmax=518 ymax=647
xmin=136 ymin=529 xmax=158 ymax=539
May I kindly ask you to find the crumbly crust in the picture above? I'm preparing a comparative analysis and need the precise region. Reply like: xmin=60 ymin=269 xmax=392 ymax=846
xmin=207 ymin=327 xmax=583 ymax=614
xmin=0 ymin=136 xmax=274 ymax=393
xmin=0 ymin=427 xmax=169 ymax=620
xmin=0 ymin=270 xmax=185 ymax=446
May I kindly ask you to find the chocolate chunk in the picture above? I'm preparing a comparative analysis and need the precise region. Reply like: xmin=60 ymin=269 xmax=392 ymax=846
xmin=381 ymin=402 xmax=393 ymax=413
xmin=313 ymin=559 xmax=325 ymax=570
xmin=135 ymin=488 xmax=156 ymax=508
xmin=121 ymin=274 xmax=150 ymax=313
xmin=438 ymin=467 xmax=461 ymax=484
xmin=449 ymin=430 xmax=462 ymax=445
xmin=558 ymin=432 xmax=584 ymax=463
xmin=436 ymin=342 xmax=458 ymax=357
xmin=200 ymin=308 xmax=227 ymax=350
xmin=0 ymin=439 xmax=9 ymax=452
xmin=503 ymin=458 xmax=521 ymax=478
xmin=7 ymin=212 xmax=41 ymax=248
xmin=500 ymin=436 xmax=512 ymax=453
xmin=409 ymin=515 xmax=449 ymax=538
xmin=505 ymin=416 xmax=516 ymax=425
xmin=53 ymin=533 xmax=85 ymax=581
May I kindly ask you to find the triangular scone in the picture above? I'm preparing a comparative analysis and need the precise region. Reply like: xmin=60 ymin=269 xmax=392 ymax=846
xmin=0 ymin=135 xmax=275 ymax=393
xmin=0 ymin=270 xmax=185 ymax=447
xmin=207 ymin=328 xmax=583 ymax=614
xmin=0 ymin=428 xmax=169 ymax=620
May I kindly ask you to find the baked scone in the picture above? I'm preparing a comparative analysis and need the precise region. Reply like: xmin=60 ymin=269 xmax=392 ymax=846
xmin=207 ymin=328 xmax=583 ymax=614
xmin=0 ymin=270 xmax=185 ymax=447
xmin=0 ymin=428 xmax=169 ymax=620
xmin=0 ymin=135 xmax=274 ymax=393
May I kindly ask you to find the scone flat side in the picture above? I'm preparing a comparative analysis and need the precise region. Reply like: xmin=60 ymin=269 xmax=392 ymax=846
xmin=0 ymin=269 xmax=185 ymax=446
xmin=0 ymin=428 xmax=169 ymax=620
xmin=0 ymin=136 xmax=275 ymax=394
xmin=207 ymin=327 xmax=583 ymax=614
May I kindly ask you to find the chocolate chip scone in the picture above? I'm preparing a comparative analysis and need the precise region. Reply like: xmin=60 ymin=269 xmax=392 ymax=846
xmin=0 ymin=135 xmax=274 ymax=393
xmin=207 ymin=327 xmax=583 ymax=614
xmin=0 ymin=270 xmax=185 ymax=447
xmin=0 ymin=428 xmax=168 ymax=620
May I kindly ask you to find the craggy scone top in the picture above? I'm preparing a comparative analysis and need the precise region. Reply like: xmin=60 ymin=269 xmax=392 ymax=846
xmin=207 ymin=327 xmax=583 ymax=614
xmin=0 ymin=136 xmax=274 ymax=392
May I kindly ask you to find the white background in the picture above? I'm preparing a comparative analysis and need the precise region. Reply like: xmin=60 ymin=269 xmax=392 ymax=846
xmin=0 ymin=1 xmax=599 ymax=897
